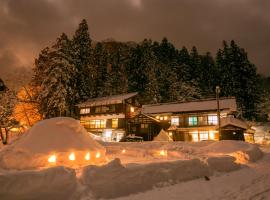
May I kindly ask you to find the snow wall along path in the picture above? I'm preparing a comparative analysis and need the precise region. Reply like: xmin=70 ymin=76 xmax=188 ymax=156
xmin=0 ymin=117 xmax=106 ymax=169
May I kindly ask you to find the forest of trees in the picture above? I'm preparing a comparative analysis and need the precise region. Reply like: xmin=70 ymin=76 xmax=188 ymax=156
xmin=1 ymin=19 xmax=270 ymax=127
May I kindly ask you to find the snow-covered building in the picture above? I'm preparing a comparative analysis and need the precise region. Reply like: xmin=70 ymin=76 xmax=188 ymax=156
xmin=141 ymin=97 xmax=249 ymax=142
xmin=78 ymin=94 xmax=250 ymax=142
xmin=77 ymin=92 xmax=140 ymax=142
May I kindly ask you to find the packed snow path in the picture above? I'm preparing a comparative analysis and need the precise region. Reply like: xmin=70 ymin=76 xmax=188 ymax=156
xmin=116 ymin=147 xmax=270 ymax=200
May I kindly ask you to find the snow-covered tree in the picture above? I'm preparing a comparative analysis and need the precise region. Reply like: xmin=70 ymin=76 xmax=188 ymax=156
xmin=72 ymin=19 xmax=96 ymax=101
xmin=36 ymin=33 xmax=77 ymax=118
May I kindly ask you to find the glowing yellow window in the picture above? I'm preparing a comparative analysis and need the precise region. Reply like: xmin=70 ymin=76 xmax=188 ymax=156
xmin=112 ymin=119 xmax=118 ymax=128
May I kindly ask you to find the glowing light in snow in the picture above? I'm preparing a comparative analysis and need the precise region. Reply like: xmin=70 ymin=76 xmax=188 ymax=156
xmin=122 ymin=149 xmax=126 ymax=153
xmin=69 ymin=152 xmax=75 ymax=161
xmin=85 ymin=152 xmax=90 ymax=160
xmin=48 ymin=154 xmax=56 ymax=163
xmin=96 ymin=152 xmax=101 ymax=158
xmin=160 ymin=150 xmax=167 ymax=156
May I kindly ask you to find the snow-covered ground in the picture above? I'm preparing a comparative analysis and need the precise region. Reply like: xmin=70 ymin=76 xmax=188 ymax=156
xmin=0 ymin=117 xmax=269 ymax=200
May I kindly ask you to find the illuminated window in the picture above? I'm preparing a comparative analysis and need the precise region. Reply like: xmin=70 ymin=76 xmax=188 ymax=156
xmin=191 ymin=131 xmax=199 ymax=142
xmin=208 ymin=115 xmax=218 ymax=125
xmin=171 ymin=117 xmax=179 ymax=126
xmin=188 ymin=116 xmax=198 ymax=126
xmin=160 ymin=117 xmax=164 ymax=120
xmin=141 ymin=124 xmax=148 ymax=129
xmin=112 ymin=119 xmax=118 ymax=128
xmin=90 ymin=120 xmax=106 ymax=128
xmin=80 ymin=108 xmax=90 ymax=114
xmin=199 ymin=131 xmax=209 ymax=141
xmin=164 ymin=116 xmax=168 ymax=120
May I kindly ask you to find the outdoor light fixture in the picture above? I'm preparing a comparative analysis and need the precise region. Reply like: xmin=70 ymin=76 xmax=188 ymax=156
xmin=96 ymin=152 xmax=101 ymax=158
xmin=164 ymin=116 xmax=168 ymax=120
xmin=130 ymin=107 xmax=135 ymax=112
xmin=48 ymin=154 xmax=56 ymax=163
xmin=69 ymin=152 xmax=75 ymax=161
xmin=85 ymin=152 xmax=90 ymax=161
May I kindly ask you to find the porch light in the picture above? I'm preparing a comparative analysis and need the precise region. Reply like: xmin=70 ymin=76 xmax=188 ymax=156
xmin=48 ymin=154 xmax=56 ymax=163
xmin=85 ymin=152 xmax=90 ymax=160
xmin=69 ymin=152 xmax=75 ymax=161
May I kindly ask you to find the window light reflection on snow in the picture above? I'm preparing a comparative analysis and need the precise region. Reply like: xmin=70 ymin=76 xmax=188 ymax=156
xmin=69 ymin=152 xmax=75 ymax=161
xmin=48 ymin=154 xmax=56 ymax=163
xmin=85 ymin=152 xmax=90 ymax=160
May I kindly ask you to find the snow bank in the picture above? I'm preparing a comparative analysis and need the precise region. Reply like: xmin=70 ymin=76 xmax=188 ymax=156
xmin=202 ymin=140 xmax=263 ymax=163
xmin=81 ymin=158 xmax=211 ymax=199
xmin=0 ymin=166 xmax=77 ymax=200
xmin=0 ymin=117 xmax=106 ymax=169
xmin=206 ymin=156 xmax=241 ymax=172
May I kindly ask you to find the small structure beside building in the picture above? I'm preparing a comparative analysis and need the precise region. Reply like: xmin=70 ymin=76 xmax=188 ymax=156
xmin=78 ymin=93 xmax=252 ymax=142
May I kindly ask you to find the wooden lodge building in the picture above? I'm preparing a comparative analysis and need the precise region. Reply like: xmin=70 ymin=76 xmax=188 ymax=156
xmin=78 ymin=92 xmax=252 ymax=142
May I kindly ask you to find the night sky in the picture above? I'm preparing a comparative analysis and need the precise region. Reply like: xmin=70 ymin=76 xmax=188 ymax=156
xmin=0 ymin=0 xmax=269 ymax=76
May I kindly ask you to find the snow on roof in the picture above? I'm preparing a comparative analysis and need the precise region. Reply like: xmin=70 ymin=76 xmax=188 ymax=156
xmin=219 ymin=116 xmax=249 ymax=130
xmin=78 ymin=92 xmax=138 ymax=107
xmin=142 ymin=97 xmax=237 ymax=114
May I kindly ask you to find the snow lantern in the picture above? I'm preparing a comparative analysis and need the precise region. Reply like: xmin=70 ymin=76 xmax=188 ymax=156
xmin=0 ymin=117 xmax=106 ymax=170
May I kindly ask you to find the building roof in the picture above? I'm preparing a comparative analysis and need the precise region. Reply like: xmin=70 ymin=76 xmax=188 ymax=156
xmin=219 ymin=116 xmax=249 ymax=130
xmin=77 ymin=92 xmax=138 ymax=107
xmin=141 ymin=97 xmax=237 ymax=114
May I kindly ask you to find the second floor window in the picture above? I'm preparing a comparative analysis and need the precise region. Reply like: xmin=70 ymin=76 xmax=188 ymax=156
xmin=112 ymin=119 xmax=118 ymax=128
xmin=80 ymin=108 xmax=90 ymax=114
xmin=90 ymin=120 xmax=106 ymax=128
xmin=188 ymin=116 xmax=198 ymax=126
xmin=208 ymin=115 xmax=218 ymax=125
xmin=171 ymin=117 xmax=179 ymax=126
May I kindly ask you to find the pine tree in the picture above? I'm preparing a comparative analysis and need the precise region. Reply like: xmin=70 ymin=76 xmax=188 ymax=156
xmin=36 ymin=34 xmax=76 ymax=118
xmin=72 ymin=19 xmax=95 ymax=101
xmin=216 ymin=40 xmax=259 ymax=120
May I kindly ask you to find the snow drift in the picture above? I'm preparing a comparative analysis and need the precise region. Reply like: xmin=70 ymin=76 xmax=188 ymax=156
xmin=0 ymin=117 xmax=106 ymax=169
xmin=0 ymin=166 xmax=77 ymax=200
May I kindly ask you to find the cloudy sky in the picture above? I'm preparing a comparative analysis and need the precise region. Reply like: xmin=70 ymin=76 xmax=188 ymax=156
xmin=0 ymin=0 xmax=269 ymax=76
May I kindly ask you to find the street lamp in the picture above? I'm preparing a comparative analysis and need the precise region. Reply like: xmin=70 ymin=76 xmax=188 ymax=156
xmin=216 ymin=86 xmax=221 ymax=140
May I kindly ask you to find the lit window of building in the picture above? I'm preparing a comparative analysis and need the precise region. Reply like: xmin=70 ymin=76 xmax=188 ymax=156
xmin=112 ymin=119 xmax=118 ymax=128
xmin=188 ymin=116 xmax=198 ymax=126
xmin=141 ymin=124 xmax=148 ymax=129
xmin=171 ymin=117 xmax=179 ymax=126
xmin=80 ymin=108 xmax=90 ymax=114
xmin=191 ymin=131 xmax=199 ymax=142
xmin=199 ymin=131 xmax=209 ymax=141
xmin=208 ymin=115 xmax=218 ymax=125
xmin=90 ymin=120 xmax=106 ymax=128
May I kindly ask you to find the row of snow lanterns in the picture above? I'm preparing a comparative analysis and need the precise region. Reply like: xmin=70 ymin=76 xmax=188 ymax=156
xmin=48 ymin=151 xmax=101 ymax=163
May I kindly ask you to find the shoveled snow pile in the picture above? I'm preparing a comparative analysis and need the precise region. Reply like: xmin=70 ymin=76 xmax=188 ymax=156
xmin=81 ymin=158 xmax=211 ymax=199
xmin=0 ymin=166 xmax=77 ymax=200
xmin=0 ymin=117 xmax=106 ymax=169
xmin=153 ymin=129 xmax=173 ymax=141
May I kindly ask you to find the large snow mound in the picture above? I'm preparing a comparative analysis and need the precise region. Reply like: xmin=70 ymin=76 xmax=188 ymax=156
xmin=0 ymin=117 xmax=106 ymax=169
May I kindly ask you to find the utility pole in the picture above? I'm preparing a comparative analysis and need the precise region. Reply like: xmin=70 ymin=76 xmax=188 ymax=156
xmin=216 ymin=86 xmax=221 ymax=140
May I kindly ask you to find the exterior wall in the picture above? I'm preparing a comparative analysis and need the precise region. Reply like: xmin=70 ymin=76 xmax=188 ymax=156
xmin=79 ymin=97 xmax=139 ymax=142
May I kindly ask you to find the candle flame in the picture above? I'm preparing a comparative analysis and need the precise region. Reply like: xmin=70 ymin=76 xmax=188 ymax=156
xmin=85 ymin=152 xmax=90 ymax=160
xmin=69 ymin=152 xmax=75 ymax=161
xmin=48 ymin=154 xmax=56 ymax=163
xmin=96 ymin=152 xmax=100 ymax=158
